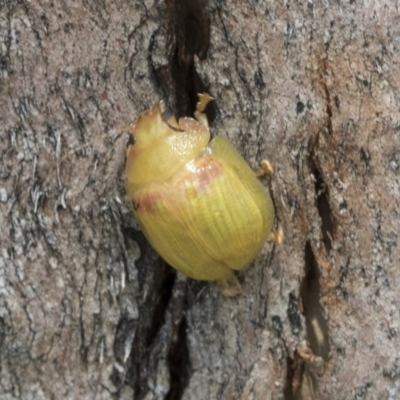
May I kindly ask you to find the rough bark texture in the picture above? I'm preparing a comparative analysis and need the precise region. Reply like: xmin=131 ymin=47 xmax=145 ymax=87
xmin=1 ymin=0 xmax=399 ymax=399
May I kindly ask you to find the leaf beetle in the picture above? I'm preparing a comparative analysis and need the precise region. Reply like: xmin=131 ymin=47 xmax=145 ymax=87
xmin=125 ymin=94 xmax=281 ymax=295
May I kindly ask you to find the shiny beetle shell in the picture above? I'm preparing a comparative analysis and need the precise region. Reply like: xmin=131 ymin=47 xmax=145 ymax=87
xmin=125 ymin=95 xmax=275 ymax=283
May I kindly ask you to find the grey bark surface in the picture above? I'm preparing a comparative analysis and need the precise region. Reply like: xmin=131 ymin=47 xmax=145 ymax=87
xmin=0 ymin=1 xmax=399 ymax=399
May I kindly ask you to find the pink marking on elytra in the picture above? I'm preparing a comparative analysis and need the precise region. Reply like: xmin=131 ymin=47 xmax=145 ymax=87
xmin=196 ymin=158 xmax=224 ymax=189
xmin=134 ymin=157 xmax=224 ymax=214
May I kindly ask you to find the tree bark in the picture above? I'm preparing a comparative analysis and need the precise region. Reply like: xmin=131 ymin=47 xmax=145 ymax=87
xmin=1 ymin=1 xmax=399 ymax=399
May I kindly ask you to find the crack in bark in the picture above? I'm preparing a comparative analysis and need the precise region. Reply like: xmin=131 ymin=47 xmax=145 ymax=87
xmin=151 ymin=0 xmax=215 ymax=120
xmin=165 ymin=316 xmax=190 ymax=400
xmin=115 ymin=227 xmax=192 ymax=399
xmin=322 ymin=81 xmax=333 ymax=137
xmin=309 ymin=155 xmax=335 ymax=254
xmin=301 ymin=243 xmax=330 ymax=363
xmin=292 ymin=142 xmax=334 ymax=397
xmin=145 ymin=270 xmax=176 ymax=350
xmin=285 ymin=242 xmax=331 ymax=399
xmin=284 ymin=352 xmax=305 ymax=400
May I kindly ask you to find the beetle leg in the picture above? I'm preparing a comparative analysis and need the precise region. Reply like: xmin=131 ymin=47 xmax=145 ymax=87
xmin=196 ymin=93 xmax=213 ymax=113
xmin=194 ymin=93 xmax=213 ymax=127
xmin=268 ymin=226 xmax=284 ymax=244
xmin=217 ymin=272 xmax=242 ymax=297
xmin=256 ymin=160 xmax=274 ymax=177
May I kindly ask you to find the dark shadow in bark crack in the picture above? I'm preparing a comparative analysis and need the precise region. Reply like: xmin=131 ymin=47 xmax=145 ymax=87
xmin=301 ymin=242 xmax=330 ymax=362
xmin=166 ymin=316 xmax=190 ymax=400
xmin=154 ymin=0 xmax=217 ymax=121
xmin=309 ymin=156 xmax=335 ymax=254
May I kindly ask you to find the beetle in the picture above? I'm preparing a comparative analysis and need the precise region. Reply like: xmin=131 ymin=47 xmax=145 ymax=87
xmin=125 ymin=94 xmax=281 ymax=295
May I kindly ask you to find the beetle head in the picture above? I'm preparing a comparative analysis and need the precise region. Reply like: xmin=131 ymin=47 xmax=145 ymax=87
xmin=125 ymin=99 xmax=211 ymax=186
xmin=129 ymin=100 xmax=179 ymax=152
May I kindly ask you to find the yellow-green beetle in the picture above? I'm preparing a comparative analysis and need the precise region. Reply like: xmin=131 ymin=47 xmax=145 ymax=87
xmin=125 ymin=94 xmax=280 ymax=295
